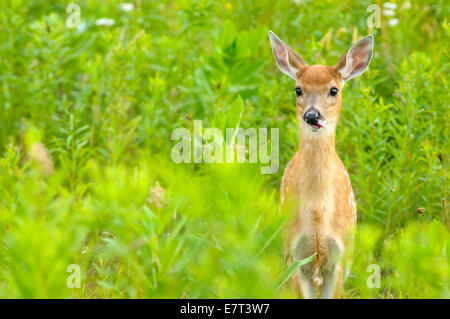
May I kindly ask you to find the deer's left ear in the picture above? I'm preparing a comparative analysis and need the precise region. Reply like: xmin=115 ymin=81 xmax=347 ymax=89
xmin=333 ymin=35 xmax=374 ymax=82
xmin=269 ymin=31 xmax=308 ymax=81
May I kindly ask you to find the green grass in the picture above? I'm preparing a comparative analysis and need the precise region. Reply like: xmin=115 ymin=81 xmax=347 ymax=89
xmin=0 ymin=0 xmax=448 ymax=298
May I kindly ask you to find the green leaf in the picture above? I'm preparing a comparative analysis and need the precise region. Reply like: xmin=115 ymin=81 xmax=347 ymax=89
xmin=225 ymin=95 xmax=245 ymax=144
xmin=275 ymin=253 xmax=316 ymax=291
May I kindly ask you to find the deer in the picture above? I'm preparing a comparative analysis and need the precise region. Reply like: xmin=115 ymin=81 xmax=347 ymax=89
xmin=269 ymin=31 xmax=374 ymax=298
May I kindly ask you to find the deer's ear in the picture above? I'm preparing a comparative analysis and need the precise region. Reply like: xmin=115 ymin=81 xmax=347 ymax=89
xmin=333 ymin=35 xmax=374 ymax=82
xmin=269 ymin=31 xmax=308 ymax=81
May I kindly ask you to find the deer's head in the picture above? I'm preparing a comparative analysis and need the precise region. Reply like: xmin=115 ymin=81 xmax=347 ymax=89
xmin=269 ymin=31 xmax=373 ymax=138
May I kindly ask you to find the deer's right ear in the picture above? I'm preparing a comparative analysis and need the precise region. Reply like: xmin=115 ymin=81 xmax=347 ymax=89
xmin=333 ymin=35 xmax=374 ymax=82
xmin=269 ymin=31 xmax=307 ymax=81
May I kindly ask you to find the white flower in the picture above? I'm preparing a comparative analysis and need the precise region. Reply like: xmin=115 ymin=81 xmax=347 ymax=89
xmin=382 ymin=9 xmax=396 ymax=17
xmin=383 ymin=2 xmax=398 ymax=10
xmin=388 ymin=18 xmax=400 ymax=27
xmin=119 ymin=3 xmax=134 ymax=12
xmin=95 ymin=18 xmax=115 ymax=26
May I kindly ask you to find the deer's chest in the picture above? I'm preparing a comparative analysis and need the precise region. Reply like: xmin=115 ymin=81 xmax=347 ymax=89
xmin=281 ymin=160 xmax=340 ymax=237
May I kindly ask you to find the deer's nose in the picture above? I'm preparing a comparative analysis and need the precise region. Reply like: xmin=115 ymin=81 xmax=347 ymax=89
xmin=303 ymin=108 xmax=321 ymax=124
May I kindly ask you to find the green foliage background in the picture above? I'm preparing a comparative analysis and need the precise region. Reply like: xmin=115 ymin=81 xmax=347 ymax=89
xmin=0 ymin=0 xmax=448 ymax=298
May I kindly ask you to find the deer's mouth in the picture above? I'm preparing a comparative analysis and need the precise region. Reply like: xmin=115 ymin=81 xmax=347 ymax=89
xmin=305 ymin=119 xmax=325 ymax=130
xmin=303 ymin=108 xmax=325 ymax=131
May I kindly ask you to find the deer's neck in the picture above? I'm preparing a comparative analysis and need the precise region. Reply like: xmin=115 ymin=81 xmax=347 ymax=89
xmin=299 ymin=132 xmax=336 ymax=160
xmin=297 ymin=132 xmax=338 ymax=197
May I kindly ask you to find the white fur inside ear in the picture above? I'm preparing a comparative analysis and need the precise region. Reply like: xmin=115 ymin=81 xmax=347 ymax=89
xmin=338 ymin=35 xmax=374 ymax=81
xmin=269 ymin=31 xmax=298 ymax=81
xmin=340 ymin=51 xmax=354 ymax=80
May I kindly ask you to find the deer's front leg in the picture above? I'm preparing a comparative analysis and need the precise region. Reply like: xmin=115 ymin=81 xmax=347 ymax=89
xmin=320 ymin=238 xmax=342 ymax=299
xmin=321 ymin=267 xmax=338 ymax=299
xmin=291 ymin=235 xmax=317 ymax=299
xmin=297 ymin=268 xmax=315 ymax=299
xmin=321 ymin=264 xmax=344 ymax=298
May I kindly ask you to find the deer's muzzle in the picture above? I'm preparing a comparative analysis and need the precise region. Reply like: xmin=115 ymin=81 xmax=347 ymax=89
xmin=303 ymin=108 xmax=324 ymax=129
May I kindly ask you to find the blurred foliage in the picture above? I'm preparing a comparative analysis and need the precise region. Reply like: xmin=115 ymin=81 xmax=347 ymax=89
xmin=0 ymin=0 xmax=448 ymax=298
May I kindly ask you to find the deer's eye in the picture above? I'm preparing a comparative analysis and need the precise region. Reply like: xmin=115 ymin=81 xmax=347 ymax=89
xmin=330 ymin=87 xmax=338 ymax=96
xmin=295 ymin=87 xmax=303 ymax=97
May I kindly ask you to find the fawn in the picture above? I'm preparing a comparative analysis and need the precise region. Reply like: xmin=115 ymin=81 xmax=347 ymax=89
xmin=269 ymin=31 xmax=374 ymax=298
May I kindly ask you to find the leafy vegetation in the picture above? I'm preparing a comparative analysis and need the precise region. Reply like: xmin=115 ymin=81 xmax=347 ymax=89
xmin=0 ymin=0 xmax=448 ymax=298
